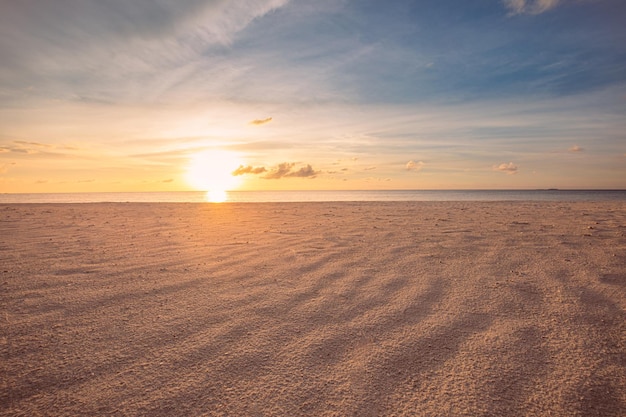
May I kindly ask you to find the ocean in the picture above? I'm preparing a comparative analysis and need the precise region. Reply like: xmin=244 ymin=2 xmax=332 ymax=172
xmin=1 ymin=190 xmax=626 ymax=203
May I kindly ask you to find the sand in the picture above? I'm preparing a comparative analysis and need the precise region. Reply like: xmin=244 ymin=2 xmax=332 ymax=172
xmin=1 ymin=201 xmax=625 ymax=416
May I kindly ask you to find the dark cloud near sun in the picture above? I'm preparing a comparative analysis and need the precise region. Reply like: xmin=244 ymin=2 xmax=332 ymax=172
xmin=263 ymin=162 xmax=295 ymax=179
xmin=282 ymin=164 xmax=318 ymax=179
xmin=263 ymin=162 xmax=319 ymax=180
xmin=232 ymin=162 xmax=319 ymax=179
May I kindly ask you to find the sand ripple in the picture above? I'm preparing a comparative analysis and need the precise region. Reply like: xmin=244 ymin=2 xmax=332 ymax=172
xmin=1 ymin=202 xmax=625 ymax=416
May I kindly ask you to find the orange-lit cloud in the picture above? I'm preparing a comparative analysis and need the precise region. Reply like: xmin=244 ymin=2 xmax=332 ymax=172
xmin=569 ymin=145 xmax=584 ymax=152
xmin=250 ymin=117 xmax=273 ymax=125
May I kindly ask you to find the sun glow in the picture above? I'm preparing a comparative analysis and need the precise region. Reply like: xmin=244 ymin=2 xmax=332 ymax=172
xmin=186 ymin=150 xmax=244 ymax=199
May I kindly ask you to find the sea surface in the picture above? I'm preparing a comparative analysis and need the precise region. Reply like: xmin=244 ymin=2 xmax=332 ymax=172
xmin=1 ymin=190 xmax=626 ymax=203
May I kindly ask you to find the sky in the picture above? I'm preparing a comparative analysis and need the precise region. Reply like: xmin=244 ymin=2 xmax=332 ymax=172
xmin=1 ymin=0 xmax=625 ymax=193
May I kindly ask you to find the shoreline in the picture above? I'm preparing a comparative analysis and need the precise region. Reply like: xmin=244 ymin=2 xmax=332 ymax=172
xmin=2 ymin=189 xmax=626 ymax=204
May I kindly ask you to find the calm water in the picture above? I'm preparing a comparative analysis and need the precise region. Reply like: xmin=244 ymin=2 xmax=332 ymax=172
xmin=1 ymin=190 xmax=626 ymax=203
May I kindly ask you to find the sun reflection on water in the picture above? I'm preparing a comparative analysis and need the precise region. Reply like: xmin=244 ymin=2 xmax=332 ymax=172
xmin=205 ymin=190 xmax=228 ymax=203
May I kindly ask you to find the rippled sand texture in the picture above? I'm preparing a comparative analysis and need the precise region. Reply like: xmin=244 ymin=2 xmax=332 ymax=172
xmin=2 ymin=202 xmax=625 ymax=416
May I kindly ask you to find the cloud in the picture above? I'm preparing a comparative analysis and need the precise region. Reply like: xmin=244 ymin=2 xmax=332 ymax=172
xmin=364 ymin=166 xmax=377 ymax=171
xmin=287 ymin=164 xmax=318 ymax=178
xmin=0 ymin=142 xmax=74 ymax=158
xmin=364 ymin=176 xmax=392 ymax=183
xmin=13 ymin=140 xmax=52 ymax=147
xmin=162 ymin=178 xmax=174 ymax=183
xmin=263 ymin=162 xmax=319 ymax=179
xmin=493 ymin=162 xmax=519 ymax=175
xmin=231 ymin=162 xmax=319 ymax=179
xmin=503 ymin=0 xmax=561 ymax=15
xmin=232 ymin=165 xmax=267 ymax=176
xmin=568 ymin=145 xmax=584 ymax=152
xmin=9 ymin=148 xmax=33 ymax=154
xmin=1 ymin=0 xmax=290 ymax=51
xmin=250 ymin=117 xmax=273 ymax=125
xmin=263 ymin=162 xmax=296 ymax=179
xmin=1 ymin=141 xmax=73 ymax=157
xmin=0 ymin=0 xmax=291 ymax=104
xmin=406 ymin=160 xmax=424 ymax=172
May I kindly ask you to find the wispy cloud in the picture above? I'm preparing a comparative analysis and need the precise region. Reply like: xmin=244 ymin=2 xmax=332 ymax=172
xmin=0 ymin=0 xmax=290 ymax=52
xmin=0 ymin=0 xmax=291 ymax=105
xmin=503 ymin=0 xmax=561 ymax=15
xmin=13 ymin=140 xmax=52 ymax=148
xmin=0 ymin=141 xmax=78 ymax=158
xmin=493 ymin=162 xmax=519 ymax=175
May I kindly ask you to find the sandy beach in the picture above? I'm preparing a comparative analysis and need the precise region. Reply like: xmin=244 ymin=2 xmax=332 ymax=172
xmin=1 ymin=201 xmax=625 ymax=416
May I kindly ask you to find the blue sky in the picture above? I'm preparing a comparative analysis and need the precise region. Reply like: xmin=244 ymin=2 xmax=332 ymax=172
xmin=1 ymin=0 xmax=625 ymax=192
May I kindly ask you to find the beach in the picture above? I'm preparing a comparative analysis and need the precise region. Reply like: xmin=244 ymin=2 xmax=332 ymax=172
xmin=1 ymin=201 xmax=625 ymax=416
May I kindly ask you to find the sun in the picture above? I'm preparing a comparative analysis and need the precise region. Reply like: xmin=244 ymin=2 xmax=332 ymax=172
xmin=186 ymin=150 xmax=244 ymax=198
